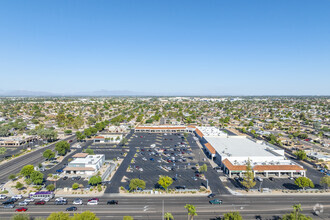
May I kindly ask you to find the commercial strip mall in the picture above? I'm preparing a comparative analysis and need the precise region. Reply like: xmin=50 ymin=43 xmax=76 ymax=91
xmin=135 ymin=125 xmax=306 ymax=178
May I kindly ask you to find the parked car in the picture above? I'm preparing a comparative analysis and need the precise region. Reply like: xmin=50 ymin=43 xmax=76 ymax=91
xmin=66 ymin=206 xmax=77 ymax=211
xmin=269 ymin=177 xmax=275 ymax=181
xmin=107 ymin=200 xmax=118 ymax=205
xmin=24 ymin=198 xmax=34 ymax=202
xmin=15 ymin=207 xmax=28 ymax=212
xmin=19 ymin=201 xmax=29 ymax=206
xmin=41 ymin=197 xmax=50 ymax=202
xmin=0 ymin=194 xmax=7 ymax=199
xmin=175 ymin=186 xmax=186 ymax=190
xmin=56 ymin=169 xmax=63 ymax=173
xmin=4 ymin=204 xmax=15 ymax=209
xmin=207 ymin=193 xmax=216 ymax=198
xmin=63 ymin=176 xmax=68 ymax=180
xmin=12 ymin=195 xmax=23 ymax=200
xmin=73 ymin=198 xmax=83 ymax=205
xmin=87 ymin=200 xmax=98 ymax=205
xmin=35 ymin=201 xmax=46 ymax=205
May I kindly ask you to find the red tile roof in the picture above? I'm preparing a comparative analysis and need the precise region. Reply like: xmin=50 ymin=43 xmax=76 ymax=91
xmin=63 ymin=167 xmax=95 ymax=171
xmin=94 ymin=136 xmax=105 ymax=139
xmin=195 ymin=128 xmax=204 ymax=138
xmin=72 ymin=153 xmax=89 ymax=158
xmin=222 ymin=158 xmax=247 ymax=171
xmin=204 ymin=143 xmax=216 ymax=154
xmin=253 ymin=165 xmax=304 ymax=171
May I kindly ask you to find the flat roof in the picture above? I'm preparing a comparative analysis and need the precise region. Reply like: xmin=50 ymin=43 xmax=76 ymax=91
xmin=205 ymin=136 xmax=279 ymax=158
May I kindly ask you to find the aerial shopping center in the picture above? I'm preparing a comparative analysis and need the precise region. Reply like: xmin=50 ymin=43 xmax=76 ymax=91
xmin=135 ymin=125 xmax=306 ymax=178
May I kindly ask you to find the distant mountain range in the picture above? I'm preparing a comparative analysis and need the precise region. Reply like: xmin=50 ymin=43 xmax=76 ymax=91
xmin=0 ymin=89 xmax=146 ymax=97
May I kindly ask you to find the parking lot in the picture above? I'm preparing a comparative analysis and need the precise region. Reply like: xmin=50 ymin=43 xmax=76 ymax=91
xmin=107 ymin=132 xmax=215 ymax=192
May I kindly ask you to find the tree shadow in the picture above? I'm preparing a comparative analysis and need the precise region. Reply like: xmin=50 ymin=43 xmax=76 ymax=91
xmin=282 ymin=183 xmax=299 ymax=190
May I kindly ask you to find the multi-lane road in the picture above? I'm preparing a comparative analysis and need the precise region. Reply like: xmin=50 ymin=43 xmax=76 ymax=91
xmin=0 ymin=195 xmax=329 ymax=219
xmin=0 ymin=135 xmax=76 ymax=183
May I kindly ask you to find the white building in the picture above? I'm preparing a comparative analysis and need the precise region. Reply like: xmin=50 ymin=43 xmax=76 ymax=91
xmin=195 ymin=126 xmax=305 ymax=178
xmin=63 ymin=153 xmax=105 ymax=176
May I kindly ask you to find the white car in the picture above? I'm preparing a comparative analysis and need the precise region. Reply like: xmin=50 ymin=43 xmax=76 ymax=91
xmin=73 ymin=199 xmax=83 ymax=205
xmin=87 ymin=200 xmax=98 ymax=205
xmin=12 ymin=195 xmax=23 ymax=199
xmin=19 ymin=201 xmax=29 ymax=206
xmin=55 ymin=197 xmax=66 ymax=202
xmin=0 ymin=194 xmax=7 ymax=199
xmin=24 ymin=198 xmax=34 ymax=202
xmin=41 ymin=197 xmax=50 ymax=202
xmin=142 ymin=157 xmax=147 ymax=161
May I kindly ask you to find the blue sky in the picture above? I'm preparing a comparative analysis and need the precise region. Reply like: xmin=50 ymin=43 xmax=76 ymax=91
xmin=0 ymin=0 xmax=329 ymax=95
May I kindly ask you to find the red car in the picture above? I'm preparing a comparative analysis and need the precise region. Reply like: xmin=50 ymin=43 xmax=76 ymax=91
xmin=16 ymin=207 xmax=28 ymax=212
xmin=35 ymin=201 xmax=45 ymax=205
xmin=88 ymin=198 xmax=99 ymax=202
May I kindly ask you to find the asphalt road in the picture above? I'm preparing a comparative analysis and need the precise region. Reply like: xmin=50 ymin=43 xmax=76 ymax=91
xmin=0 ymin=195 xmax=329 ymax=220
xmin=0 ymin=135 xmax=75 ymax=183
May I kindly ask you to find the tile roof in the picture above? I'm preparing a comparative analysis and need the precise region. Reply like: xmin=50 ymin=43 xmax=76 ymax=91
xmin=94 ymin=136 xmax=105 ymax=139
xmin=72 ymin=153 xmax=89 ymax=158
xmin=63 ymin=167 xmax=95 ymax=171
xmin=253 ymin=165 xmax=304 ymax=171
xmin=222 ymin=158 xmax=247 ymax=171
xmin=204 ymin=143 xmax=216 ymax=154
xmin=195 ymin=128 xmax=204 ymax=138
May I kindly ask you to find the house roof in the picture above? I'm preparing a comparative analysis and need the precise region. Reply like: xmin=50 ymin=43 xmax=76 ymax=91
xmin=204 ymin=143 xmax=216 ymax=154
xmin=63 ymin=167 xmax=95 ymax=171
xmin=72 ymin=153 xmax=89 ymax=158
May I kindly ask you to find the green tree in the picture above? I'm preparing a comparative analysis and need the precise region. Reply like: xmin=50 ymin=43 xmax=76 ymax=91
xmin=294 ymin=177 xmax=314 ymax=190
xmin=198 ymin=164 xmax=207 ymax=173
xmin=15 ymin=182 xmax=24 ymax=189
xmin=320 ymin=176 xmax=330 ymax=189
xmin=46 ymin=212 xmax=70 ymax=220
xmin=55 ymin=141 xmax=70 ymax=156
xmin=184 ymin=204 xmax=197 ymax=220
xmin=88 ymin=176 xmax=102 ymax=186
xmin=72 ymin=182 xmax=79 ymax=190
xmin=158 ymin=176 xmax=173 ymax=192
xmin=64 ymin=130 xmax=72 ymax=135
xmin=71 ymin=211 xmax=100 ymax=220
xmin=46 ymin=184 xmax=55 ymax=191
xmin=129 ymin=178 xmax=146 ymax=191
xmin=123 ymin=217 xmax=134 ymax=220
xmin=0 ymin=147 xmax=7 ymax=155
xmin=76 ymin=131 xmax=85 ymax=141
xmin=43 ymin=149 xmax=55 ymax=160
xmin=282 ymin=204 xmax=312 ymax=220
xmin=20 ymin=165 xmax=34 ymax=178
xmin=8 ymin=174 xmax=16 ymax=180
xmin=11 ymin=213 xmax=30 ymax=220
xmin=223 ymin=212 xmax=242 ymax=220
xmin=240 ymin=159 xmax=256 ymax=191
xmin=85 ymin=148 xmax=94 ymax=155
xmin=164 ymin=212 xmax=174 ymax=220
xmin=295 ymin=150 xmax=307 ymax=160
xmin=30 ymin=171 xmax=44 ymax=185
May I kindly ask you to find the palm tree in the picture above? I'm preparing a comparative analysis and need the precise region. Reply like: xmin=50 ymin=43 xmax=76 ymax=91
xmin=164 ymin=212 xmax=174 ymax=220
xmin=184 ymin=204 xmax=197 ymax=220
